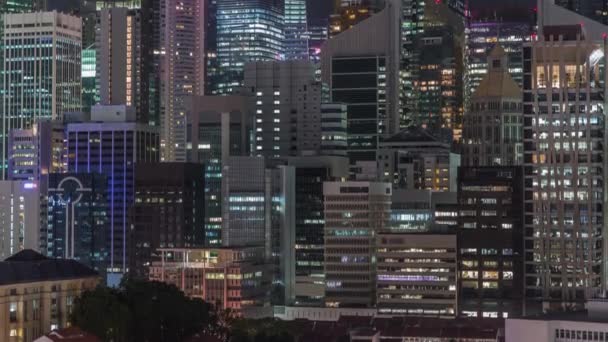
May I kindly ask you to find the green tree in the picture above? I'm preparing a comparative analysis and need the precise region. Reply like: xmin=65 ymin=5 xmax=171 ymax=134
xmin=70 ymin=278 xmax=217 ymax=342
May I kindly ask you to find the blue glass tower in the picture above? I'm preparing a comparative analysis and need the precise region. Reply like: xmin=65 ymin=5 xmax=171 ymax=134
xmin=213 ymin=0 xmax=284 ymax=94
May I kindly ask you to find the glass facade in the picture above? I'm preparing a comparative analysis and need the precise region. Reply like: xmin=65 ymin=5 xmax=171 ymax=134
xmin=0 ymin=12 xmax=81 ymax=179
xmin=284 ymin=0 xmax=308 ymax=60
xmin=464 ymin=21 xmax=532 ymax=107
xmin=331 ymin=56 xmax=387 ymax=163
xmin=188 ymin=122 xmax=244 ymax=246
xmin=294 ymin=167 xmax=329 ymax=306
xmin=214 ymin=0 xmax=284 ymax=94
xmin=81 ymin=48 xmax=98 ymax=114
xmin=400 ymin=0 xmax=425 ymax=127
xmin=67 ymin=123 xmax=159 ymax=282
xmin=555 ymin=0 xmax=608 ymax=24
xmin=457 ymin=167 xmax=523 ymax=319
xmin=46 ymin=173 xmax=108 ymax=273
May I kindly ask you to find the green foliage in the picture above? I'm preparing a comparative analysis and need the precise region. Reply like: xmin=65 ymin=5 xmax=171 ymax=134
xmin=70 ymin=278 xmax=216 ymax=342
xmin=226 ymin=318 xmax=296 ymax=342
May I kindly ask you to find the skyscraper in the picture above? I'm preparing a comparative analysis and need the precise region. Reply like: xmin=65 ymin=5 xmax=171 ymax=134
xmin=287 ymin=156 xmax=348 ymax=307
xmin=321 ymin=1 xmax=401 ymax=166
xmin=464 ymin=21 xmax=533 ymax=108
xmin=66 ymin=105 xmax=159 ymax=284
xmin=413 ymin=25 xmax=460 ymax=137
xmin=400 ymin=0 xmax=426 ymax=127
xmin=97 ymin=7 xmax=148 ymax=122
xmin=129 ymin=162 xmax=205 ymax=278
xmin=457 ymin=166 xmax=524 ymax=319
xmin=221 ymin=156 xmax=296 ymax=304
xmin=0 ymin=180 xmax=40 ymax=259
xmin=245 ymin=61 xmax=323 ymax=158
xmin=323 ymin=181 xmax=391 ymax=308
xmin=462 ymin=45 xmax=523 ymax=167
xmin=214 ymin=0 xmax=284 ymax=94
xmin=7 ymin=121 xmax=66 ymax=182
xmin=46 ymin=173 xmax=108 ymax=272
xmin=82 ymin=46 xmax=98 ymax=113
xmin=160 ymin=0 xmax=205 ymax=162
xmin=523 ymin=25 xmax=605 ymax=311
xmin=285 ymin=0 xmax=309 ymax=60
xmin=186 ymin=95 xmax=250 ymax=246
xmin=554 ymin=0 xmax=608 ymax=24
xmin=1 ymin=0 xmax=37 ymax=13
xmin=0 ymin=12 xmax=81 ymax=179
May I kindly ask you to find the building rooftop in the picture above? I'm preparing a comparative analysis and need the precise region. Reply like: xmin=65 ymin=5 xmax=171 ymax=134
xmin=472 ymin=45 xmax=521 ymax=99
xmin=33 ymin=327 xmax=101 ymax=342
xmin=515 ymin=310 xmax=608 ymax=324
xmin=0 ymin=250 xmax=98 ymax=286
xmin=382 ymin=126 xmax=444 ymax=144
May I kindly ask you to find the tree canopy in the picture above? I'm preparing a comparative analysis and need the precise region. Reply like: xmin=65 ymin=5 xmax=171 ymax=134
xmin=70 ymin=278 xmax=217 ymax=342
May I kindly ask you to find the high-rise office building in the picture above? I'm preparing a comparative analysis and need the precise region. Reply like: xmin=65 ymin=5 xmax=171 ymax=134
xmin=523 ymin=25 xmax=605 ymax=311
xmin=1 ymin=0 xmax=37 ymax=13
xmin=462 ymin=45 xmax=523 ymax=167
xmin=390 ymin=189 xmax=457 ymax=232
xmin=205 ymin=0 xmax=219 ymax=95
xmin=305 ymin=0 xmax=332 ymax=63
xmin=457 ymin=167 xmax=524 ymax=319
xmin=245 ymin=61 xmax=323 ymax=158
xmin=214 ymin=0 xmax=284 ymax=95
xmin=97 ymin=7 xmax=148 ymax=122
xmin=66 ymin=105 xmax=159 ymax=284
xmin=186 ymin=95 xmax=250 ymax=246
xmin=0 ymin=12 xmax=81 ymax=179
xmin=377 ymin=127 xmax=460 ymax=192
xmin=464 ymin=21 xmax=532 ymax=108
xmin=320 ymin=103 xmax=348 ymax=157
xmin=554 ymin=0 xmax=608 ymax=24
xmin=413 ymin=25 xmax=461 ymax=138
xmin=376 ymin=232 xmax=457 ymax=317
xmin=0 ymin=181 xmax=40 ymax=259
xmin=160 ymin=0 xmax=205 ymax=162
xmin=46 ymin=173 xmax=108 ymax=273
xmin=286 ymin=156 xmax=348 ymax=307
xmin=400 ymin=0 xmax=426 ymax=127
xmin=323 ymin=181 xmax=391 ymax=308
xmin=329 ymin=4 xmax=373 ymax=38
xmin=82 ymin=46 xmax=98 ymax=113
xmin=129 ymin=162 xmax=205 ymax=278
xmin=7 ymin=121 xmax=65 ymax=182
xmin=221 ymin=156 xmax=296 ymax=305
xmin=285 ymin=0 xmax=309 ymax=60
xmin=321 ymin=1 xmax=401 ymax=166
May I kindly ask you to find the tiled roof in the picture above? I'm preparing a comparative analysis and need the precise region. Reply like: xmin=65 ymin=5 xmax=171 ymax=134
xmin=0 ymin=250 xmax=98 ymax=286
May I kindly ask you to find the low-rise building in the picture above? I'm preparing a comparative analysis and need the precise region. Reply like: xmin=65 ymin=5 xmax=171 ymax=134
xmin=149 ymin=247 xmax=272 ymax=318
xmin=0 ymin=250 xmax=99 ymax=342
xmin=506 ymin=299 xmax=608 ymax=342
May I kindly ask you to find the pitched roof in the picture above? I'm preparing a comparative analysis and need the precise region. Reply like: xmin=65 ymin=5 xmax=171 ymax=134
xmin=34 ymin=327 xmax=101 ymax=342
xmin=382 ymin=126 xmax=441 ymax=144
xmin=0 ymin=250 xmax=98 ymax=286
xmin=472 ymin=45 xmax=522 ymax=99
